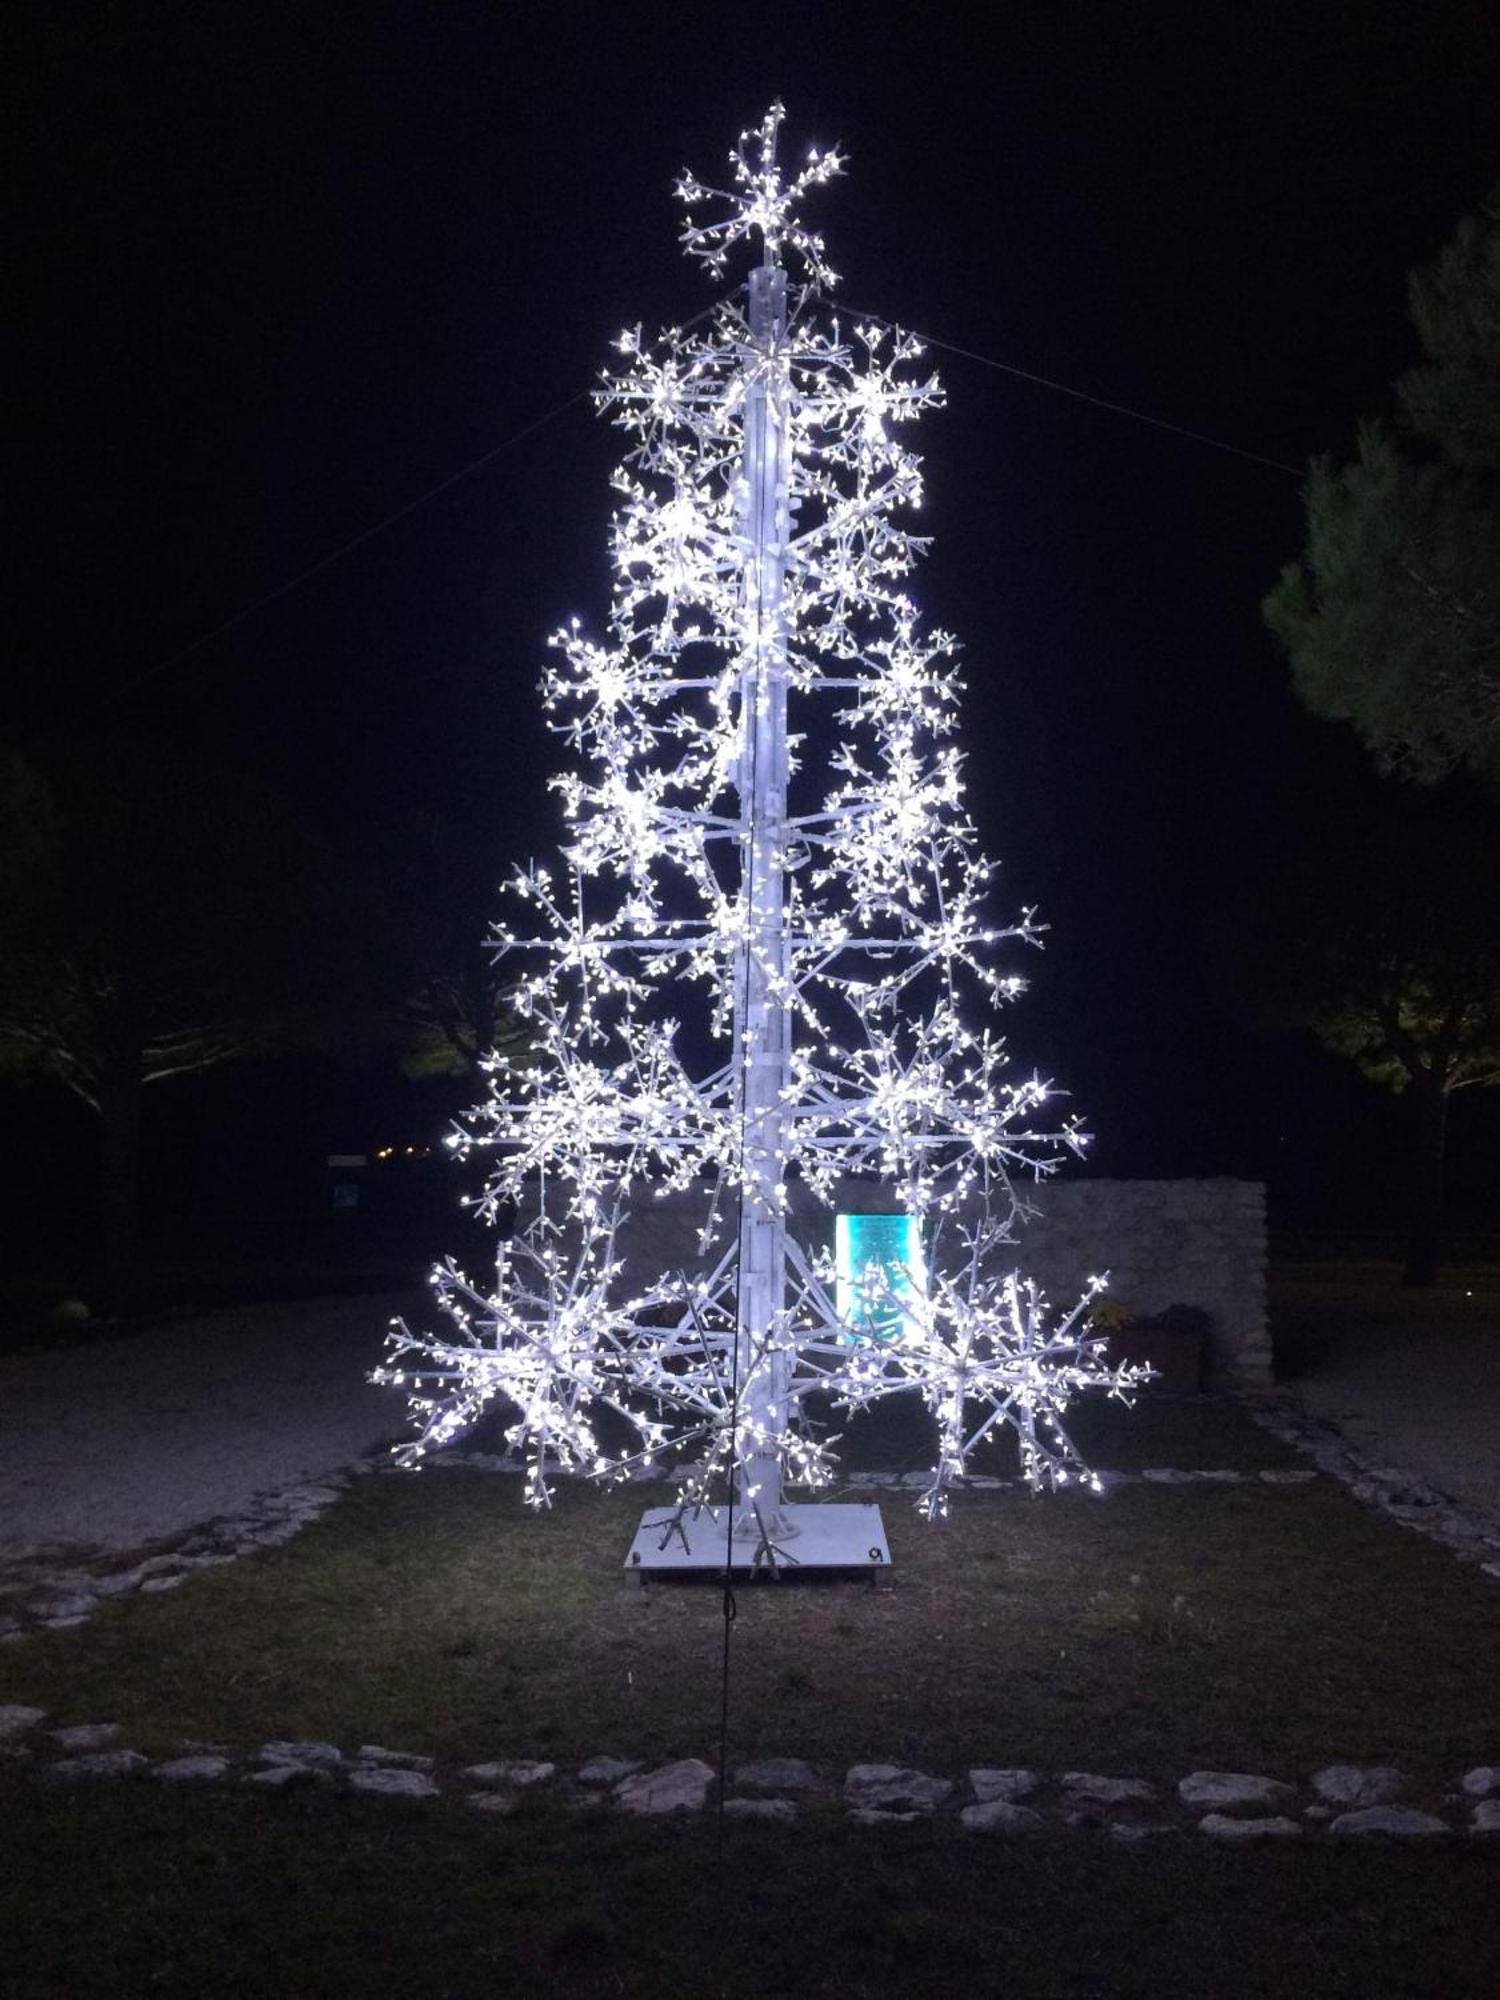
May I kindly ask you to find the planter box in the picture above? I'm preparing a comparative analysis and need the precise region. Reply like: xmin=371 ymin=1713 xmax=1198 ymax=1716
xmin=1104 ymin=1323 xmax=1206 ymax=1394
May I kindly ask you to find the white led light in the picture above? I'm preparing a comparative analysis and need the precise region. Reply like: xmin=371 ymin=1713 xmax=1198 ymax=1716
xmin=378 ymin=108 xmax=1139 ymax=1520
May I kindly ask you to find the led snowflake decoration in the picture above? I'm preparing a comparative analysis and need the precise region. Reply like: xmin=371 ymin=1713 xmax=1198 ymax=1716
xmin=376 ymin=108 xmax=1144 ymax=1538
xmin=677 ymin=100 xmax=845 ymax=286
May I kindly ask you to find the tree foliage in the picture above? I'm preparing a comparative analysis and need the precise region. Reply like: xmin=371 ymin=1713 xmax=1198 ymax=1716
xmin=364 ymin=809 xmax=529 ymax=1083
xmin=1212 ymin=815 xmax=1500 ymax=1281
xmin=1265 ymin=184 xmax=1500 ymax=786
xmin=1216 ymin=821 xmax=1500 ymax=1090
xmin=0 ymin=739 xmax=364 ymax=1305
xmin=0 ymin=739 xmax=352 ymax=1102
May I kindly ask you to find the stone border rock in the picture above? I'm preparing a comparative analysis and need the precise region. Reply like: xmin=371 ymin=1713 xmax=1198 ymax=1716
xmin=0 ymin=1466 xmax=372 ymax=1642
xmin=1240 ymin=1393 xmax=1500 ymax=1580
xmin=5 ymin=1394 xmax=1493 ymax=1648
xmin=2 ymin=1709 xmax=1495 ymax=1842
xmin=0 ymin=1446 xmax=1326 ymax=1648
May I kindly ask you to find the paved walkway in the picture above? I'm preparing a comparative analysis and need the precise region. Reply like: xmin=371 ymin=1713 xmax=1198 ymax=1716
xmin=0 ymin=1292 xmax=420 ymax=1559
xmin=1272 ymin=1280 xmax=1500 ymax=1514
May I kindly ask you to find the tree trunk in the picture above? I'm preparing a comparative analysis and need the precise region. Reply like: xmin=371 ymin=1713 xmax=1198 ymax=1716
xmin=1402 ymin=1071 xmax=1449 ymax=1288
xmin=99 ymin=1035 xmax=143 ymax=1320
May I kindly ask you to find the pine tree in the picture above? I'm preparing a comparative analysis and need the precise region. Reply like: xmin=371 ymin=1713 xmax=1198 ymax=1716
xmin=377 ymin=108 xmax=1136 ymax=1559
xmin=1265 ymin=184 xmax=1500 ymax=786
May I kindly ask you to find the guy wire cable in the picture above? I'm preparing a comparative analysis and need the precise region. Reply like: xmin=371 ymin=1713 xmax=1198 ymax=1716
xmin=841 ymin=302 xmax=1301 ymax=477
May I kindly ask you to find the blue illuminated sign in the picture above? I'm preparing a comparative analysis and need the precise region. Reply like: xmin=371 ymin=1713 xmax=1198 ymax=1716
xmin=835 ymin=1213 xmax=925 ymax=1341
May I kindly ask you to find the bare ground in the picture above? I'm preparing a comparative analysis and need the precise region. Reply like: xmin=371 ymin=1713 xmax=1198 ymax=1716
xmin=0 ymin=1291 xmax=419 ymax=1559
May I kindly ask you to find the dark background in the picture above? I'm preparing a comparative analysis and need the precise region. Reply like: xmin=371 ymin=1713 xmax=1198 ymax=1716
xmin=7 ymin=0 xmax=1499 ymax=1278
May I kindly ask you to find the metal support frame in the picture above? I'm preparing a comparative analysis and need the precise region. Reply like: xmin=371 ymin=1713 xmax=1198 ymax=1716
xmin=731 ymin=258 xmax=793 ymax=1538
xmin=380 ymin=107 xmax=1132 ymax=1568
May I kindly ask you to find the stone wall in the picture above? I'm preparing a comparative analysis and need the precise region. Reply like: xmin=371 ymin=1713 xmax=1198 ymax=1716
xmin=1014 ymin=1178 xmax=1270 ymax=1388
xmin=522 ymin=1176 xmax=1270 ymax=1389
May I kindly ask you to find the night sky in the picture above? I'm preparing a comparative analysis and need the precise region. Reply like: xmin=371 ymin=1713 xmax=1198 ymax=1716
xmin=9 ymin=2 xmax=1500 ymax=1238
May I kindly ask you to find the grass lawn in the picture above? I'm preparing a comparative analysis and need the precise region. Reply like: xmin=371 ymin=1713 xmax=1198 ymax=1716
xmin=2 ymin=1396 xmax=1493 ymax=1781
xmin=1 ymin=1391 xmax=1496 ymax=1996
xmin=832 ymin=1382 xmax=1304 ymax=1475
xmin=3 ymin=1785 xmax=1498 ymax=1999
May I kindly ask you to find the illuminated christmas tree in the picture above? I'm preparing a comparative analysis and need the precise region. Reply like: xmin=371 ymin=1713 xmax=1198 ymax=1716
xmin=377 ymin=106 xmax=1142 ymax=1570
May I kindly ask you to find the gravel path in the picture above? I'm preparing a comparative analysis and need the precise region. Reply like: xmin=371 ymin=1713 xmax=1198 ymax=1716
xmin=4 ymin=1279 xmax=1494 ymax=1570
xmin=1274 ymin=1283 xmax=1500 ymax=1514
xmin=0 ymin=1292 xmax=421 ymax=1559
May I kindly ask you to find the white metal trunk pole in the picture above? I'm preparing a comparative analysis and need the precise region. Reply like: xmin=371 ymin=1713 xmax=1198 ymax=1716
xmin=733 ymin=254 xmax=792 ymax=1531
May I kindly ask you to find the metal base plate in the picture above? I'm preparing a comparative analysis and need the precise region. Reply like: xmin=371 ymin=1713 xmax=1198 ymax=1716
xmin=624 ymin=1501 xmax=890 ymax=1578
